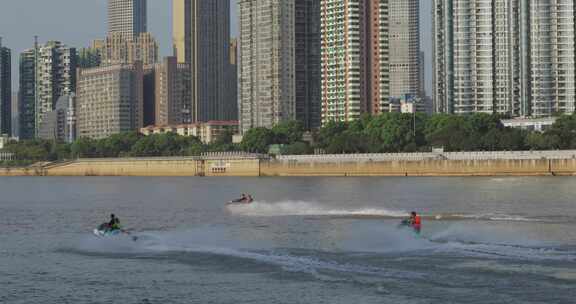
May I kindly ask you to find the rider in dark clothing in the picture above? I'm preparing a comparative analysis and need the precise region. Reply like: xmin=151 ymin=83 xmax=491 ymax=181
xmin=108 ymin=214 xmax=121 ymax=230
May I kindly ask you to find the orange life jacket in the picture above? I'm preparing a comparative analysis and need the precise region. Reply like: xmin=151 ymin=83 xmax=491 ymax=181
xmin=413 ymin=215 xmax=421 ymax=226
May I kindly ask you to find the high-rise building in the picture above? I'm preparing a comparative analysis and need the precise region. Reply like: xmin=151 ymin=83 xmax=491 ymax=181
xmin=108 ymin=0 xmax=147 ymax=37
xmin=101 ymin=32 xmax=158 ymax=66
xmin=35 ymin=41 xmax=77 ymax=136
xmin=389 ymin=0 xmax=421 ymax=99
xmin=77 ymin=40 xmax=105 ymax=69
xmin=38 ymin=94 xmax=76 ymax=143
xmin=144 ymin=57 xmax=192 ymax=126
xmin=173 ymin=0 xmax=236 ymax=122
xmin=19 ymin=49 xmax=36 ymax=139
xmin=76 ymin=63 xmax=144 ymax=139
xmin=0 ymin=38 xmax=11 ymax=136
xmin=433 ymin=0 xmax=576 ymax=117
xmin=238 ymin=0 xmax=295 ymax=133
xmin=419 ymin=51 xmax=426 ymax=98
xmin=238 ymin=0 xmax=320 ymax=133
xmin=320 ymin=0 xmax=391 ymax=124
xmin=295 ymin=0 xmax=321 ymax=130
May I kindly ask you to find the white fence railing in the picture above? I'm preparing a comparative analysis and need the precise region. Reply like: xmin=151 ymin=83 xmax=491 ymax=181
xmin=276 ymin=150 xmax=576 ymax=163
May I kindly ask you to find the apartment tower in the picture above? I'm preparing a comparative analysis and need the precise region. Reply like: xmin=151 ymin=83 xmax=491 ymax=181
xmin=0 ymin=38 xmax=11 ymax=135
xmin=173 ymin=0 xmax=236 ymax=122
xmin=108 ymin=0 xmax=147 ymax=37
xmin=19 ymin=49 xmax=36 ymax=139
xmin=76 ymin=63 xmax=144 ymax=139
xmin=145 ymin=56 xmax=192 ymax=126
xmin=389 ymin=0 xmax=421 ymax=99
xmin=433 ymin=0 xmax=575 ymax=117
xmin=35 ymin=41 xmax=77 ymax=136
xmin=239 ymin=0 xmax=321 ymax=133
xmin=321 ymin=0 xmax=390 ymax=124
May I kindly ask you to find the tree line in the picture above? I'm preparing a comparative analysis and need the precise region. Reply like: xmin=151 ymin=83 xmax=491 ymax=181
xmin=242 ymin=112 xmax=576 ymax=154
xmin=2 ymin=113 xmax=576 ymax=165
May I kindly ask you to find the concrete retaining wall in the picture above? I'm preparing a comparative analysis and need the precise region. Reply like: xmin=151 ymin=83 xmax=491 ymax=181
xmin=260 ymin=159 xmax=563 ymax=176
xmin=47 ymin=159 xmax=200 ymax=176
xmin=2 ymin=154 xmax=576 ymax=177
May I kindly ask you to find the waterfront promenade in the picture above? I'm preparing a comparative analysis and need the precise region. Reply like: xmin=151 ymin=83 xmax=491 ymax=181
xmin=2 ymin=150 xmax=576 ymax=177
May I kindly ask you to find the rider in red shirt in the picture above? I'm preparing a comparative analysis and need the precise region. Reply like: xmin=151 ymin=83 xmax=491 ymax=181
xmin=410 ymin=211 xmax=422 ymax=233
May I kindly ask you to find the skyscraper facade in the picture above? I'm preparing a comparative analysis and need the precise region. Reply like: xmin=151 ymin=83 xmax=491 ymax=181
xmin=76 ymin=63 xmax=144 ymax=139
xmin=35 ymin=41 xmax=77 ymax=135
xmin=238 ymin=0 xmax=321 ymax=133
xmin=295 ymin=0 xmax=321 ymax=130
xmin=19 ymin=49 xmax=36 ymax=139
xmin=238 ymin=0 xmax=295 ymax=133
xmin=101 ymin=32 xmax=159 ymax=66
xmin=0 ymin=39 xmax=11 ymax=135
xmin=146 ymin=57 xmax=192 ymax=126
xmin=389 ymin=0 xmax=421 ymax=99
xmin=173 ymin=0 xmax=236 ymax=122
xmin=320 ymin=0 xmax=391 ymax=124
xmin=433 ymin=0 xmax=575 ymax=117
xmin=108 ymin=0 xmax=147 ymax=37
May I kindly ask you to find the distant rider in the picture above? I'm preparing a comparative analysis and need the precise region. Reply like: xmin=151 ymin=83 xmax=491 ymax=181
xmin=233 ymin=194 xmax=247 ymax=203
xmin=409 ymin=212 xmax=422 ymax=233
xmin=108 ymin=214 xmax=121 ymax=231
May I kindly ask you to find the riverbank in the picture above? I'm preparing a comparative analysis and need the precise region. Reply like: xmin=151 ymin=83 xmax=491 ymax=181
xmin=2 ymin=150 xmax=576 ymax=177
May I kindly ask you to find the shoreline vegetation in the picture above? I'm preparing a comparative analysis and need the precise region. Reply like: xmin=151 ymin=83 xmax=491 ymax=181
xmin=2 ymin=113 xmax=576 ymax=177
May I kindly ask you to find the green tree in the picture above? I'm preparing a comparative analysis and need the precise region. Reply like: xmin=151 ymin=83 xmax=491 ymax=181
xmin=316 ymin=120 xmax=348 ymax=149
xmin=283 ymin=142 xmax=312 ymax=155
xmin=364 ymin=113 xmax=418 ymax=152
xmin=271 ymin=120 xmax=305 ymax=144
xmin=545 ymin=114 xmax=576 ymax=149
xmin=241 ymin=127 xmax=275 ymax=153
xmin=71 ymin=137 xmax=99 ymax=158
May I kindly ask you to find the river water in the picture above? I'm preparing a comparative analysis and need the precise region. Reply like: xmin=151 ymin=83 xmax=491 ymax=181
xmin=0 ymin=176 xmax=575 ymax=303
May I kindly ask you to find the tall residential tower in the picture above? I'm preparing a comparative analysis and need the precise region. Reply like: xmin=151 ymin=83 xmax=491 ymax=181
xmin=35 ymin=41 xmax=77 ymax=135
xmin=0 ymin=38 xmax=11 ymax=135
xmin=19 ymin=48 xmax=36 ymax=139
xmin=173 ymin=0 xmax=236 ymax=122
xmin=389 ymin=0 xmax=421 ymax=99
xmin=433 ymin=0 xmax=575 ymax=117
xmin=320 ymin=0 xmax=391 ymax=124
xmin=238 ymin=0 xmax=321 ymax=133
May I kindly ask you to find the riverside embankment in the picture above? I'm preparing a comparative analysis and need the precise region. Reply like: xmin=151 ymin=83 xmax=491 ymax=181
xmin=2 ymin=150 xmax=576 ymax=177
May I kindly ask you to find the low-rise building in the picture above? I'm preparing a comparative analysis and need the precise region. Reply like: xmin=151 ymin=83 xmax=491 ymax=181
xmin=0 ymin=134 xmax=10 ymax=149
xmin=501 ymin=117 xmax=557 ymax=132
xmin=140 ymin=121 xmax=238 ymax=144
xmin=388 ymin=94 xmax=427 ymax=113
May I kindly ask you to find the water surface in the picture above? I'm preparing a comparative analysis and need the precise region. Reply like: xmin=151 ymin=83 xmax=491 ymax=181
xmin=1 ymin=177 xmax=575 ymax=303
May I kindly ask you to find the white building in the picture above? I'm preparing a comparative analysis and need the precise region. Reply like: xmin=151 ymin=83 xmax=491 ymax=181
xmin=433 ymin=0 xmax=576 ymax=117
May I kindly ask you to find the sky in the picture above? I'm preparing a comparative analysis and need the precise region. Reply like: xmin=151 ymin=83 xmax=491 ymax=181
xmin=0 ymin=0 xmax=433 ymax=95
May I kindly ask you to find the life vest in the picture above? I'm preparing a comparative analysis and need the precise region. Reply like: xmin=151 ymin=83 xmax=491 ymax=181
xmin=413 ymin=215 xmax=422 ymax=227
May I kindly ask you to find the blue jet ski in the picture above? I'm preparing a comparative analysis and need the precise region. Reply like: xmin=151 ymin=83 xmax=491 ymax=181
xmin=94 ymin=223 xmax=138 ymax=241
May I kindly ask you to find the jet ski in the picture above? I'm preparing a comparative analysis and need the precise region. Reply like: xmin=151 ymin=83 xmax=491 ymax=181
xmin=397 ymin=219 xmax=421 ymax=235
xmin=227 ymin=195 xmax=254 ymax=205
xmin=93 ymin=223 xmax=138 ymax=241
